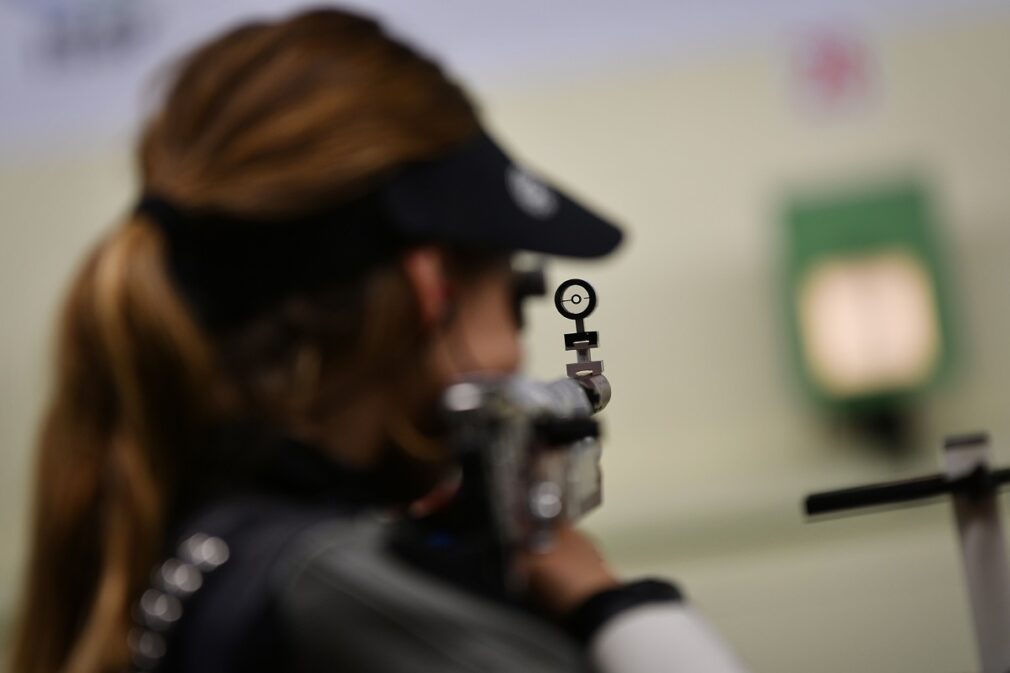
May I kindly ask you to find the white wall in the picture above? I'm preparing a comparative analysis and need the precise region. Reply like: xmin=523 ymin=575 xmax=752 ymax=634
xmin=502 ymin=14 xmax=1010 ymax=672
xmin=2 ymin=5 xmax=1010 ymax=672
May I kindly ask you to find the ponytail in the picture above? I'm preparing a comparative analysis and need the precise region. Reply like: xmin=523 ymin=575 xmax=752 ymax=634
xmin=12 ymin=218 xmax=215 ymax=673
xmin=12 ymin=7 xmax=484 ymax=671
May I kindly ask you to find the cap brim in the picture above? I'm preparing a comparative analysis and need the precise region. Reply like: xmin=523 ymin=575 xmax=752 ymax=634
xmin=381 ymin=132 xmax=623 ymax=258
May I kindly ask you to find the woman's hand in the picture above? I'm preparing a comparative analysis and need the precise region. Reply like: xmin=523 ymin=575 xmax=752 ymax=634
xmin=408 ymin=479 xmax=619 ymax=616
xmin=522 ymin=526 xmax=620 ymax=616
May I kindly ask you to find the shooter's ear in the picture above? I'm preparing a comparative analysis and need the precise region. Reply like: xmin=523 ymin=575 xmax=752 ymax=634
xmin=401 ymin=247 xmax=453 ymax=329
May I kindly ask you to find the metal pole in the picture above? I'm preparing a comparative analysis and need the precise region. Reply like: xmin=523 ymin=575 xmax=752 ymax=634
xmin=943 ymin=434 xmax=1010 ymax=673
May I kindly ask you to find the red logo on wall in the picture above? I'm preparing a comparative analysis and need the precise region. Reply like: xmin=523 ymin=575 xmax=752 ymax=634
xmin=794 ymin=28 xmax=876 ymax=117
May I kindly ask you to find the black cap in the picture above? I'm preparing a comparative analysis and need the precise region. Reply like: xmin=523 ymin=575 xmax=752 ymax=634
xmin=137 ymin=130 xmax=622 ymax=329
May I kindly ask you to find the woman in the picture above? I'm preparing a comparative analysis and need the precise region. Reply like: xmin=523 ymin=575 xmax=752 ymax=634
xmin=11 ymin=8 xmax=746 ymax=673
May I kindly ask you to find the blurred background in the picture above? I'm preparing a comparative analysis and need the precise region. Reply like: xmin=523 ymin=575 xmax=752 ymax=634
xmin=3 ymin=1 xmax=1010 ymax=671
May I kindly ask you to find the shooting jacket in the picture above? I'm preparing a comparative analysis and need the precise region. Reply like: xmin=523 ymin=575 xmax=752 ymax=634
xmin=136 ymin=437 xmax=746 ymax=673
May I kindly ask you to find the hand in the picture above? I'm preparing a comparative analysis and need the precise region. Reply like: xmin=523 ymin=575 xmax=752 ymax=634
xmin=521 ymin=526 xmax=619 ymax=617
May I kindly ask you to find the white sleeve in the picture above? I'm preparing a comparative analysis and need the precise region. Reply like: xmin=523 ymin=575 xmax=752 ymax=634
xmin=589 ymin=604 xmax=749 ymax=673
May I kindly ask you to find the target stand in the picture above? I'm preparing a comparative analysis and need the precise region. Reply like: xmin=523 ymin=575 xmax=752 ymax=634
xmin=805 ymin=433 xmax=1010 ymax=673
